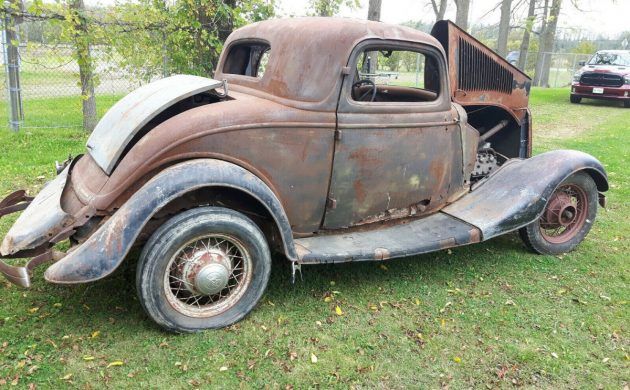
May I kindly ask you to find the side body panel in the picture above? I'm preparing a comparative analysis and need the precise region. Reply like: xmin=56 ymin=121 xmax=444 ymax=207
xmin=325 ymin=111 xmax=463 ymax=228
xmin=68 ymin=92 xmax=336 ymax=235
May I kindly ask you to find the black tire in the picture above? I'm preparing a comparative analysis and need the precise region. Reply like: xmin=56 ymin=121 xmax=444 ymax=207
xmin=136 ymin=207 xmax=271 ymax=333
xmin=519 ymin=172 xmax=598 ymax=255
xmin=623 ymin=100 xmax=630 ymax=108
xmin=570 ymin=95 xmax=581 ymax=104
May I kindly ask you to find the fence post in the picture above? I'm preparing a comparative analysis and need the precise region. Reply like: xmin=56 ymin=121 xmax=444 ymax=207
xmin=2 ymin=3 xmax=22 ymax=132
xmin=553 ymin=54 xmax=560 ymax=87
xmin=162 ymin=30 xmax=168 ymax=78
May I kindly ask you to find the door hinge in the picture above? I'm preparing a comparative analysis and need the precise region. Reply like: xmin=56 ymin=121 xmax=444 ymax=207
xmin=334 ymin=129 xmax=342 ymax=141
xmin=326 ymin=197 xmax=337 ymax=210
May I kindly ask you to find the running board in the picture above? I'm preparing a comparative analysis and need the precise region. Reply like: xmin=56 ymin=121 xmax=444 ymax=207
xmin=295 ymin=212 xmax=480 ymax=264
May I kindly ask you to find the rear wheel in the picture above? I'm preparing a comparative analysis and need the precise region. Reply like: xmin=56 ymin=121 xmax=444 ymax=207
xmin=519 ymin=172 xmax=597 ymax=255
xmin=623 ymin=100 xmax=630 ymax=108
xmin=570 ymin=95 xmax=581 ymax=104
xmin=136 ymin=207 xmax=271 ymax=333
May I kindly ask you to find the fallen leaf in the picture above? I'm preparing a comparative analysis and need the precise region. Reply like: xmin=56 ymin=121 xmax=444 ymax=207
xmin=414 ymin=299 xmax=421 ymax=305
xmin=324 ymin=296 xmax=333 ymax=303
xmin=379 ymin=264 xmax=388 ymax=271
xmin=453 ymin=356 xmax=462 ymax=363
xmin=219 ymin=366 xmax=228 ymax=372
xmin=53 ymin=303 xmax=62 ymax=308
xmin=90 ymin=331 xmax=100 ymax=338
xmin=599 ymin=295 xmax=611 ymax=301
xmin=310 ymin=353 xmax=318 ymax=363
xmin=107 ymin=361 xmax=124 ymax=368
xmin=602 ymin=357 xmax=609 ymax=363
xmin=505 ymin=299 xmax=516 ymax=306
xmin=335 ymin=306 xmax=343 ymax=316
xmin=28 ymin=307 xmax=39 ymax=314
xmin=82 ymin=356 xmax=95 ymax=361
xmin=60 ymin=373 xmax=72 ymax=380
xmin=551 ymin=352 xmax=559 ymax=359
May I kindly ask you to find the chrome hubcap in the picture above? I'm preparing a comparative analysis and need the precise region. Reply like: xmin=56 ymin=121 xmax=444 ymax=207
xmin=195 ymin=263 xmax=229 ymax=295
xmin=164 ymin=234 xmax=251 ymax=318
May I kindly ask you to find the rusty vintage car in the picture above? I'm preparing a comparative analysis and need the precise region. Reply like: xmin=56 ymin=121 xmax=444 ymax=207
xmin=0 ymin=18 xmax=608 ymax=332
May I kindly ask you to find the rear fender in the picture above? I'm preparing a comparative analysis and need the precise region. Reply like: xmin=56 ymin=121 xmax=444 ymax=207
xmin=442 ymin=150 xmax=608 ymax=240
xmin=44 ymin=159 xmax=296 ymax=284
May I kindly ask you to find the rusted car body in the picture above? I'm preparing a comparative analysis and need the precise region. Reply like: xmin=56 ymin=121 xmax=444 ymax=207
xmin=0 ymin=18 xmax=607 ymax=332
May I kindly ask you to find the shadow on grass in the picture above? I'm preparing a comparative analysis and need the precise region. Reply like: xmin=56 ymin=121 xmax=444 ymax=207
xmin=33 ymin=232 xmax=532 ymax=333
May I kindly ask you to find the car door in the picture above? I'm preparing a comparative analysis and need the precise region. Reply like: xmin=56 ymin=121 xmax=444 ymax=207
xmin=322 ymin=40 xmax=466 ymax=229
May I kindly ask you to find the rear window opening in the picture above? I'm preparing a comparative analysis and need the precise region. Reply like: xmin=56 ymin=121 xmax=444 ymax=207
xmin=223 ymin=41 xmax=270 ymax=78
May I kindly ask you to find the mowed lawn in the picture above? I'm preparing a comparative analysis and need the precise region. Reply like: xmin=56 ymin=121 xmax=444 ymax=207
xmin=0 ymin=89 xmax=627 ymax=388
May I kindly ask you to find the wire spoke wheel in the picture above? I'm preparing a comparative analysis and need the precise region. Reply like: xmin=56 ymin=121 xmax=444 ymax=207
xmin=519 ymin=172 xmax=598 ymax=255
xmin=164 ymin=234 xmax=253 ymax=318
xmin=539 ymin=184 xmax=588 ymax=244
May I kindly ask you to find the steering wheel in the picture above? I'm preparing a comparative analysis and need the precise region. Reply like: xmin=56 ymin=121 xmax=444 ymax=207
xmin=352 ymin=79 xmax=377 ymax=102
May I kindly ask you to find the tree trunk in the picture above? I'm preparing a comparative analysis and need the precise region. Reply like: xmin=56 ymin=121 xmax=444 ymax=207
xmin=533 ymin=0 xmax=549 ymax=86
xmin=429 ymin=0 xmax=448 ymax=21
xmin=454 ymin=0 xmax=470 ymax=31
xmin=497 ymin=0 xmax=512 ymax=57
xmin=367 ymin=0 xmax=381 ymax=76
xmin=538 ymin=0 xmax=562 ymax=87
xmin=517 ymin=0 xmax=536 ymax=70
xmin=367 ymin=0 xmax=381 ymax=21
xmin=70 ymin=0 xmax=97 ymax=132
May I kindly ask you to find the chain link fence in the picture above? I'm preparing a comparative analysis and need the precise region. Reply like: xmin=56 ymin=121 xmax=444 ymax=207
xmin=0 ymin=19 xmax=595 ymax=131
xmin=517 ymin=51 xmax=592 ymax=88
xmin=0 ymin=12 xmax=169 ymax=131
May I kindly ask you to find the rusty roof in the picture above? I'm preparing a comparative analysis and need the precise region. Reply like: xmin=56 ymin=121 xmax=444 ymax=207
xmin=215 ymin=17 xmax=443 ymax=111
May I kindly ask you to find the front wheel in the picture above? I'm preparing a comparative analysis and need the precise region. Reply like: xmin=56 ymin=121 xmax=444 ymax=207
xmin=519 ymin=172 xmax=598 ymax=255
xmin=623 ymin=100 xmax=630 ymax=108
xmin=136 ymin=207 xmax=271 ymax=333
xmin=570 ymin=95 xmax=581 ymax=104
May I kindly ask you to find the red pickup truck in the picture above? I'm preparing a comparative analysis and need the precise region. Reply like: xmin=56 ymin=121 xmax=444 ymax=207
xmin=571 ymin=50 xmax=630 ymax=108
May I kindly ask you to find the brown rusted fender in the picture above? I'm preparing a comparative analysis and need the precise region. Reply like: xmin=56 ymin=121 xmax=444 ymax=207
xmin=45 ymin=159 xmax=296 ymax=284
xmin=443 ymin=150 xmax=608 ymax=239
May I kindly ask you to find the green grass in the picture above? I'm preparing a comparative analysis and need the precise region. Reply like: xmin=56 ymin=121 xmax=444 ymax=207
xmin=0 ymin=89 xmax=628 ymax=388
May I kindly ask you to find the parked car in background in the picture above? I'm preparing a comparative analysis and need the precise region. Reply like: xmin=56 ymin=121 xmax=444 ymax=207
xmin=571 ymin=50 xmax=630 ymax=108
xmin=506 ymin=51 xmax=520 ymax=66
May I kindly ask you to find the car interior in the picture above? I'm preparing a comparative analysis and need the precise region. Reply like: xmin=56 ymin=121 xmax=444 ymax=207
xmin=351 ymin=47 xmax=440 ymax=103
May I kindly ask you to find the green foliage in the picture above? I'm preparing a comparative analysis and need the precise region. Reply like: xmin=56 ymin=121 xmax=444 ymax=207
xmin=11 ymin=0 xmax=276 ymax=81
xmin=573 ymin=41 xmax=597 ymax=55
xmin=308 ymin=0 xmax=359 ymax=17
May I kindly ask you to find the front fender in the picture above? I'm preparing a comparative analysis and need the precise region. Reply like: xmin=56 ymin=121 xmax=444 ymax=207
xmin=44 ymin=159 xmax=297 ymax=284
xmin=442 ymin=150 xmax=608 ymax=240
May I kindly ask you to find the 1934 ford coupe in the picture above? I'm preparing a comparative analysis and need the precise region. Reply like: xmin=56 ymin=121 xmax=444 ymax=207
xmin=0 ymin=18 xmax=608 ymax=332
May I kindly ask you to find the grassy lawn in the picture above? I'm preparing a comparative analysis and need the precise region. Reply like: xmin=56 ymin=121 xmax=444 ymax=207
xmin=0 ymin=89 xmax=627 ymax=388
